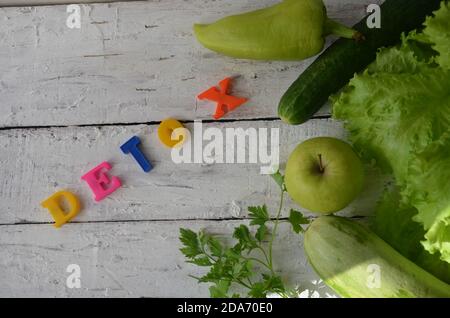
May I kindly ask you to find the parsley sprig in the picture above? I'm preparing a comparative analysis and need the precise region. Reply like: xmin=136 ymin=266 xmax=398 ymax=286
xmin=179 ymin=171 xmax=309 ymax=298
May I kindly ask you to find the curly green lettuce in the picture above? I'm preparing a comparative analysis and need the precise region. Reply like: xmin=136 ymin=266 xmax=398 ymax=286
xmin=406 ymin=134 xmax=450 ymax=263
xmin=373 ymin=189 xmax=450 ymax=283
xmin=422 ymin=1 xmax=450 ymax=69
xmin=333 ymin=2 xmax=450 ymax=267
xmin=334 ymin=48 xmax=450 ymax=183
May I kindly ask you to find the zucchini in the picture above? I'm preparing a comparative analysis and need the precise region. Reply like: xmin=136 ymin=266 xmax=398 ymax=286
xmin=304 ymin=216 xmax=450 ymax=298
xmin=278 ymin=0 xmax=442 ymax=125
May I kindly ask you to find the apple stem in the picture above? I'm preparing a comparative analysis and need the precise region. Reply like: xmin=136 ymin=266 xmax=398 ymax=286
xmin=318 ymin=154 xmax=325 ymax=173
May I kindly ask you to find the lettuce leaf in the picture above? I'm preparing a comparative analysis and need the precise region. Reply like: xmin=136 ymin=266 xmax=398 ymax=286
xmin=333 ymin=51 xmax=450 ymax=184
xmin=406 ymin=133 xmax=450 ymax=263
xmin=333 ymin=2 xmax=450 ymax=268
xmin=422 ymin=1 xmax=450 ymax=69
xmin=373 ymin=189 xmax=450 ymax=283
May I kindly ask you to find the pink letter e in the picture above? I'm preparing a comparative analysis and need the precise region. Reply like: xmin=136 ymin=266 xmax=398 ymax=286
xmin=81 ymin=162 xmax=121 ymax=202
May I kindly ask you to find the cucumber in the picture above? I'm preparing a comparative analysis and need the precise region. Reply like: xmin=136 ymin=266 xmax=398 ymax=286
xmin=304 ymin=216 xmax=450 ymax=298
xmin=278 ymin=0 xmax=442 ymax=125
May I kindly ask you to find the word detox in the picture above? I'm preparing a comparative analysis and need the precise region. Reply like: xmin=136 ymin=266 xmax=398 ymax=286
xmin=40 ymin=135 xmax=152 ymax=228
xmin=39 ymin=76 xmax=245 ymax=228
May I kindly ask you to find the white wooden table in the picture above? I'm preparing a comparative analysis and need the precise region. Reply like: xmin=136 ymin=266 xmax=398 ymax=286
xmin=0 ymin=0 xmax=383 ymax=297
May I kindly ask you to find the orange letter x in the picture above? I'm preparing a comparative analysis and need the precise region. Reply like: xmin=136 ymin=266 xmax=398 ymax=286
xmin=197 ymin=77 xmax=248 ymax=120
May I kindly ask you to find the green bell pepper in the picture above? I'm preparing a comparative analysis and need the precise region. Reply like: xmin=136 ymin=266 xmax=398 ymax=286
xmin=194 ymin=0 xmax=362 ymax=61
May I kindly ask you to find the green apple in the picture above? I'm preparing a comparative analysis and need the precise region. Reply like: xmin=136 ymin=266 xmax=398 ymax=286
xmin=285 ymin=137 xmax=364 ymax=214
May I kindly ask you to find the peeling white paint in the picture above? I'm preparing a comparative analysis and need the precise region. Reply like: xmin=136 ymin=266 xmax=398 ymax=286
xmin=229 ymin=200 xmax=241 ymax=218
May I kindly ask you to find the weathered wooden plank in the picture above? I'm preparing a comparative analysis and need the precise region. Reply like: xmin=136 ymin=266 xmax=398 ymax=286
xmin=0 ymin=220 xmax=336 ymax=297
xmin=0 ymin=0 xmax=379 ymax=127
xmin=0 ymin=0 xmax=137 ymax=7
xmin=0 ymin=119 xmax=388 ymax=224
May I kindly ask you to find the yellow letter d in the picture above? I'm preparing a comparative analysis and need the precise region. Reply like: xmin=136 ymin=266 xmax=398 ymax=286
xmin=41 ymin=191 xmax=81 ymax=228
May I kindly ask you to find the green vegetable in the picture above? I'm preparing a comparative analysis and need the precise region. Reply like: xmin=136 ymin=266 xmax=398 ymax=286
xmin=194 ymin=0 xmax=361 ymax=61
xmin=373 ymin=189 xmax=450 ymax=284
xmin=278 ymin=0 xmax=442 ymax=125
xmin=422 ymin=2 xmax=450 ymax=69
xmin=304 ymin=216 xmax=450 ymax=298
xmin=333 ymin=1 xmax=450 ymax=265
xmin=179 ymin=172 xmax=309 ymax=298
